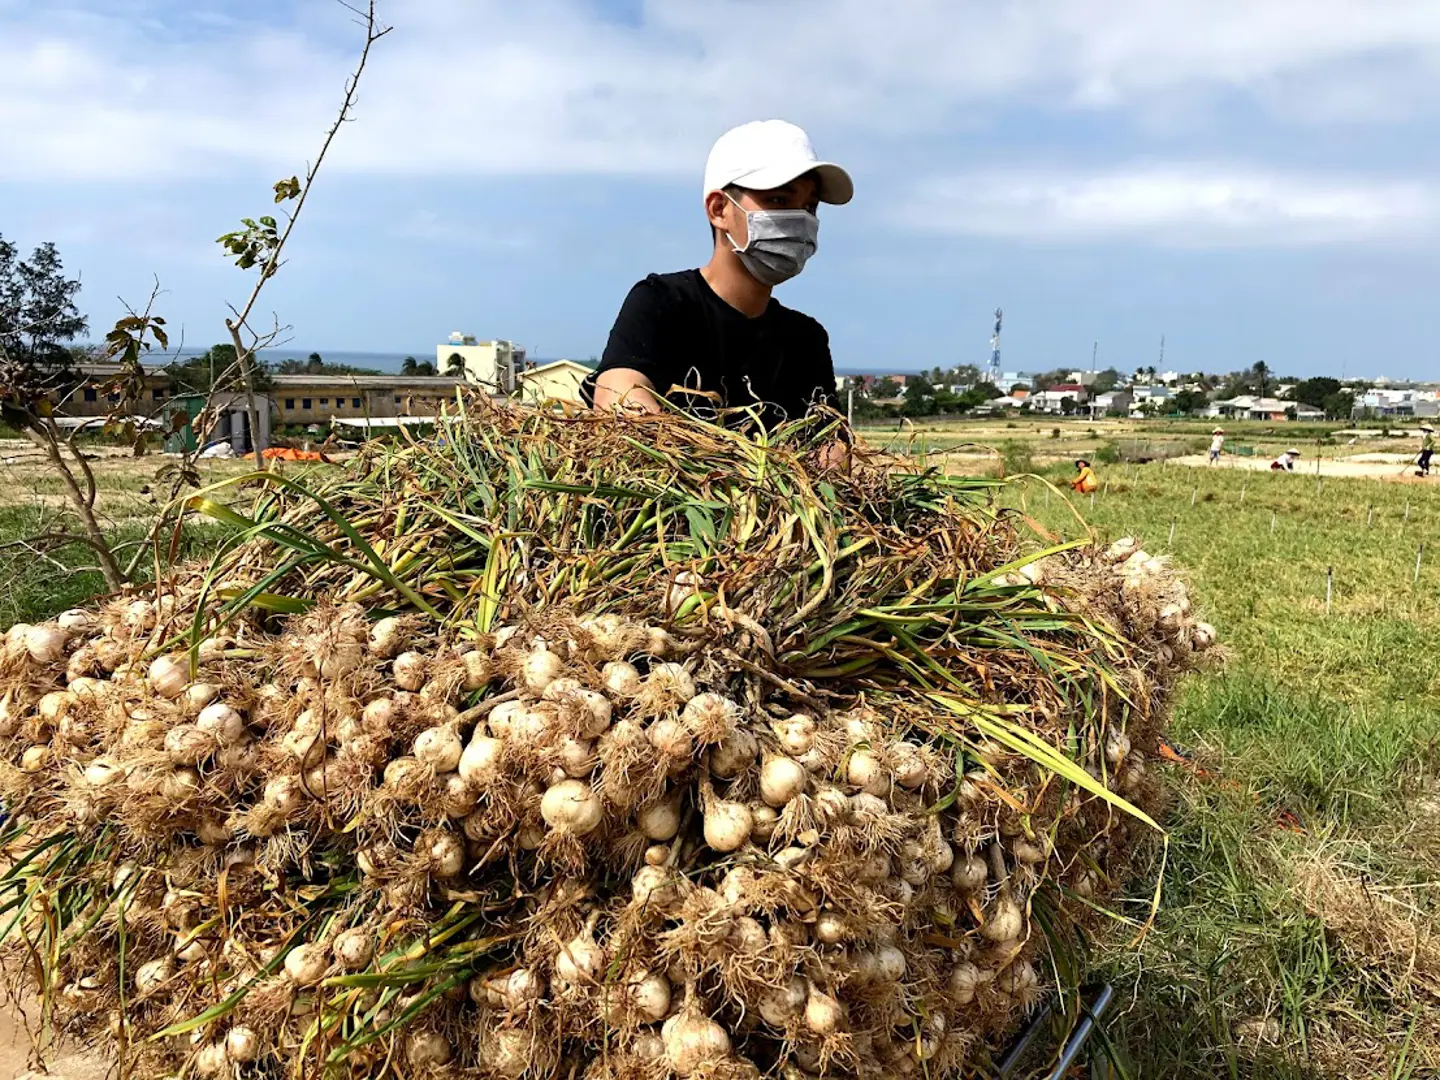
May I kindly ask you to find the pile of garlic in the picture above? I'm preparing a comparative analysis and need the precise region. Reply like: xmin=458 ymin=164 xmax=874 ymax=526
xmin=0 ymin=568 xmax=1197 ymax=1079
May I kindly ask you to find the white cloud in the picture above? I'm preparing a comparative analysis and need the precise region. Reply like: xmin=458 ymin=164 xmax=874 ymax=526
xmin=2 ymin=0 xmax=1440 ymax=183
xmin=902 ymin=166 xmax=1437 ymax=246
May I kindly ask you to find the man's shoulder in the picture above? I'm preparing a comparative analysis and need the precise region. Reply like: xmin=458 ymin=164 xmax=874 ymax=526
xmin=629 ymin=269 xmax=705 ymax=306
xmin=767 ymin=298 xmax=829 ymax=344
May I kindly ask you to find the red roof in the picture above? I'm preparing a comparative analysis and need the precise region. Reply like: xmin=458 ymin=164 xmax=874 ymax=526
xmin=1050 ymin=383 xmax=1086 ymax=391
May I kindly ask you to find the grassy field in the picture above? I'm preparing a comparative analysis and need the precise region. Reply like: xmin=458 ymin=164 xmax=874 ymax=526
xmin=2 ymin=422 xmax=1439 ymax=1077
xmin=1007 ymin=456 xmax=1440 ymax=1078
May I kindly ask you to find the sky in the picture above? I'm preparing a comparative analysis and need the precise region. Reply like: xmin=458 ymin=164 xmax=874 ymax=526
xmin=4 ymin=0 xmax=1440 ymax=379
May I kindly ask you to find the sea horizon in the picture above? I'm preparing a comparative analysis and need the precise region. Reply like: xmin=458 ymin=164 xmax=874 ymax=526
xmin=119 ymin=345 xmax=913 ymax=378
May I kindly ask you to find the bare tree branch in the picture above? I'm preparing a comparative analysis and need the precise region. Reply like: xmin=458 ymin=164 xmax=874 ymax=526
xmin=225 ymin=0 xmax=391 ymax=470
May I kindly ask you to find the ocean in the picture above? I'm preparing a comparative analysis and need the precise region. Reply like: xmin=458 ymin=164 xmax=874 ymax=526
xmin=169 ymin=347 xmax=436 ymax=374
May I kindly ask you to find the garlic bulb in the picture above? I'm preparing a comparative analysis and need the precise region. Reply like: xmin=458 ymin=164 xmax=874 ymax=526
xmin=425 ymin=831 xmax=466 ymax=877
xmin=196 ymin=703 xmax=246 ymax=745
xmin=185 ymin=683 xmax=221 ymax=712
xmin=601 ymin=660 xmax=642 ymax=697
xmin=413 ymin=724 xmax=463 ymax=772
xmin=637 ymin=792 xmax=683 ymax=841
xmin=662 ymin=1007 xmax=732 ymax=1076
xmin=648 ymin=718 xmax=695 ymax=770
xmin=1104 ymin=727 xmax=1131 ymax=765
xmin=193 ymin=1043 xmax=227 ymax=1078
xmin=83 ymin=757 xmax=124 ymax=788
xmin=1192 ymin=621 xmax=1217 ymax=651
xmin=804 ymin=984 xmax=845 ymax=1035
xmin=405 ymin=1031 xmax=453 ymax=1068
xmin=749 ymin=803 xmax=779 ymax=842
xmin=368 ymin=616 xmax=404 ymax=658
xmin=540 ymin=779 xmax=604 ymax=835
xmin=949 ymin=962 xmax=990 ymax=1005
xmin=981 ymin=891 xmax=1025 ymax=943
xmin=56 ymin=608 xmax=91 ymax=633
xmin=703 ymin=800 xmax=753 ymax=852
xmin=226 ymin=1025 xmax=261 ymax=1063
xmin=284 ymin=942 xmax=330 ymax=986
xmin=147 ymin=655 xmax=189 ymax=699
xmin=890 ymin=742 xmax=928 ymax=789
xmin=553 ymin=916 xmax=605 ymax=985
xmin=646 ymin=662 xmax=696 ymax=703
xmin=756 ymin=975 xmax=807 ymax=1026
xmin=392 ymin=651 xmax=428 ymax=692
xmin=759 ymin=756 xmax=807 ymax=807
xmin=710 ymin=727 xmax=759 ymax=779
xmin=25 ymin=624 xmax=70 ymax=664
xmin=680 ymin=692 xmax=738 ymax=743
xmin=774 ymin=714 xmax=817 ymax=757
xmin=846 ymin=749 xmax=889 ymax=796
xmin=951 ymin=852 xmax=988 ymax=892
xmin=459 ymin=735 xmax=503 ymax=787
xmin=628 ymin=969 xmax=672 ymax=1022
xmin=522 ymin=647 xmax=565 ymax=694
xmin=135 ymin=957 xmax=173 ymax=996
xmin=165 ymin=725 xmax=215 ymax=767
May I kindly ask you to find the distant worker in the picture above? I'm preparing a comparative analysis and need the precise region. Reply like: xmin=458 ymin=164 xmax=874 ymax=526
xmin=1208 ymin=427 xmax=1225 ymax=464
xmin=1071 ymin=459 xmax=1099 ymax=493
xmin=1419 ymin=423 xmax=1435 ymax=477
xmin=1270 ymin=447 xmax=1301 ymax=472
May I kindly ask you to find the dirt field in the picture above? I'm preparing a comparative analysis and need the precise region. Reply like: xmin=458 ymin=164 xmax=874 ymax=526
xmin=1171 ymin=451 xmax=1434 ymax=481
xmin=0 ymin=1006 xmax=107 ymax=1080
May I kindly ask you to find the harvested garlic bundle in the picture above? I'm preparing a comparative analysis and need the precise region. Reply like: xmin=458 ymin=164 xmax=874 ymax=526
xmin=710 ymin=728 xmax=758 ymax=779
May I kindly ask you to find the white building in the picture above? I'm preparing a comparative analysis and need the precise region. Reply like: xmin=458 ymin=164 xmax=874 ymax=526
xmin=436 ymin=338 xmax=527 ymax=393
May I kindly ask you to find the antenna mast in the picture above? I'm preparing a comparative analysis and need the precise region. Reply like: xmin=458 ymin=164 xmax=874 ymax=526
xmin=989 ymin=308 xmax=1003 ymax=386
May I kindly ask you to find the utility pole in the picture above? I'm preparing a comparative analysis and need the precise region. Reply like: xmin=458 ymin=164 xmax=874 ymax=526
xmin=989 ymin=308 xmax=1003 ymax=388
xmin=1091 ymin=340 xmax=1098 ymax=374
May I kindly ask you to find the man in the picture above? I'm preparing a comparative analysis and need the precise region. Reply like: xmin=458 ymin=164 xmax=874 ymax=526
xmin=1270 ymin=447 xmax=1300 ymax=472
xmin=1071 ymin=459 xmax=1099 ymax=494
xmin=583 ymin=120 xmax=852 ymax=429
xmin=1418 ymin=423 xmax=1434 ymax=477
xmin=1208 ymin=427 xmax=1225 ymax=464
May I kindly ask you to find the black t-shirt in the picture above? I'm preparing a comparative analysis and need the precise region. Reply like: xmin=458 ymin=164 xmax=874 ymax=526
xmin=582 ymin=269 xmax=840 ymax=428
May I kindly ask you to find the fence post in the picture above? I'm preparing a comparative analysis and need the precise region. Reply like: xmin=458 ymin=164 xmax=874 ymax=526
xmin=1271 ymin=511 xmax=1277 ymax=535
xmin=1240 ymin=484 xmax=1246 ymax=504
xmin=1191 ymin=487 xmax=1198 ymax=508
xmin=1325 ymin=566 xmax=1333 ymax=616
xmin=1168 ymin=518 xmax=1176 ymax=545
xmin=1416 ymin=543 xmax=1426 ymax=588
xmin=1367 ymin=506 xmax=1374 ymax=528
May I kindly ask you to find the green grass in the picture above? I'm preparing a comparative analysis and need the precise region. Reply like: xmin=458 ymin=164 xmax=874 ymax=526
xmin=1010 ymin=461 xmax=1440 ymax=1078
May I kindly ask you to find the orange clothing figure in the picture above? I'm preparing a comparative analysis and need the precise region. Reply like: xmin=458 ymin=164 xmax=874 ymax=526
xmin=1071 ymin=461 xmax=1098 ymax=494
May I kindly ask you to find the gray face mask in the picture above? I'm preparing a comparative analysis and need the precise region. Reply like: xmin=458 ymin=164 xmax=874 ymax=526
xmin=724 ymin=193 xmax=819 ymax=286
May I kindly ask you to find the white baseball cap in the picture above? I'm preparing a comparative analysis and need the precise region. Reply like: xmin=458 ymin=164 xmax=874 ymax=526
xmin=703 ymin=120 xmax=854 ymax=205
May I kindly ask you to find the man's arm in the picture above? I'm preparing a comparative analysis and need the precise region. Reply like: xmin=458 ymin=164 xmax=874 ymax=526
xmin=588 ymin=278 xmax=677 ymax=415
xmin=593 ymin=368 xmax=663 ymax=413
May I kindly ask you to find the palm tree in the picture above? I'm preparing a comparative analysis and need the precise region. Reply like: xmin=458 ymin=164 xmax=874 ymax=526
xmin=401 ymin=356 xmax=417 ymax=375
xmin=445 ymin=352 xmax=466 ymax=378
xmin=1251 ymin=361 xmax=1269 ymax=400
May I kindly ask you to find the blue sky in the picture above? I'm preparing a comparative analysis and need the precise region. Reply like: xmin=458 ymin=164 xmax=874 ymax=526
xmin=4 ymin=0 xmax=1440 ymax=379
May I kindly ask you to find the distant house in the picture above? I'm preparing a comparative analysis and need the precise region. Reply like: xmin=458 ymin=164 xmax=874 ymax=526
xmin=1030 ymin=384 xmax=1089 ymax=413
xmin=1088 ymin=390 xmax=1133 ymax=418
xmin=1207 ymin=396 xmax=1303 ymax=421
xmin=517 ymin=359 xmax=594 ymax=404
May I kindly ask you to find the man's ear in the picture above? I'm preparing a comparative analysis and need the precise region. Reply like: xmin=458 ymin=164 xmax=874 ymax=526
xmin=705 ymin=190 xmax=730 ymax=230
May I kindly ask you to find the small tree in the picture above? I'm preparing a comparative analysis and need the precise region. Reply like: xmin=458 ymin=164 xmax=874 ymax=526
xmin=305 ymin=352 xmax=325 ymax=374
xmin=401 ymin=356 xmax=418 ymax=375
xmin=445 ymin=352 xmax=467 ymax=378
